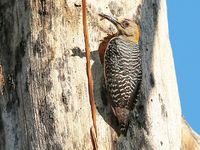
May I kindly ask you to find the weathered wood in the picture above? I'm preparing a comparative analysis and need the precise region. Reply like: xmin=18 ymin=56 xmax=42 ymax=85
xmin=181 ymin=116 xmax=200 ymax=150
xmin=0 ymin=0 xmax=199 ymax=150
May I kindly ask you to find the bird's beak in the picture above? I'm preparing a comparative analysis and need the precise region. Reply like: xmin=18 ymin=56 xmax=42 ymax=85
xmin=99 ymin=13 xmax=121 ymax=26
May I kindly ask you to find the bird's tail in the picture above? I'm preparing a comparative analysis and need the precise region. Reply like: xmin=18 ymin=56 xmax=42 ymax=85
xmin=112 ymin=107 xmax=130 ymax=136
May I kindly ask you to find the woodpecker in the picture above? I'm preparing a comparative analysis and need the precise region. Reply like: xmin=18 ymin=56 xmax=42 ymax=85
xmin=99 ymin=13 xmax=142 ymax=135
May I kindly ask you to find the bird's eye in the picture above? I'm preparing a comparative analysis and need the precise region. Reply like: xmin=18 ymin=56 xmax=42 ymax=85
xmin=122 ymin=21 xmax=129 ymax=28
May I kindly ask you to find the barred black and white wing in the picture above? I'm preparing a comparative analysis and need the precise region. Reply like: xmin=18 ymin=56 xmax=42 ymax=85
xmin=104 ymin=37 xmax=142 ymax=135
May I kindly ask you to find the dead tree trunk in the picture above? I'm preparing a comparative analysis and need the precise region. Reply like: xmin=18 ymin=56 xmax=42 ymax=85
xmin=0 ymin=0 xmax=199 ymax=149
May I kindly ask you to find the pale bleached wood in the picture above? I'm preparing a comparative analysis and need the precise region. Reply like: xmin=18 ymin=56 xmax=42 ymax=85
xmin=0 ymin=0 xmax=198 ymax=150
xmin=181 ymin=116 xmax=200 ymax=150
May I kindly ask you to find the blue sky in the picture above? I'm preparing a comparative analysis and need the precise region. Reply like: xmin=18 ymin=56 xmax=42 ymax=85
xmin=167 ymin=1 xmax=200 ymax=134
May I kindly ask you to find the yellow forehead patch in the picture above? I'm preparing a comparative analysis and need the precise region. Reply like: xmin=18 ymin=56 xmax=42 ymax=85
xmin=118 ymin=18 xmax=123 ymax=23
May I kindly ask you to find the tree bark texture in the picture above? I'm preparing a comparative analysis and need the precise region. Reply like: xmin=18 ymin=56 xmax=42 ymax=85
xmin=181 ymin=116 xmax=200 ymax=150
xmin=0 ymin=0 xmax=199 ymax=150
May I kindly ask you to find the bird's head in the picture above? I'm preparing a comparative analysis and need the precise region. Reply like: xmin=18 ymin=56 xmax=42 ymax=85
xmin=99 ymin=13 xmax=140 ymax=43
